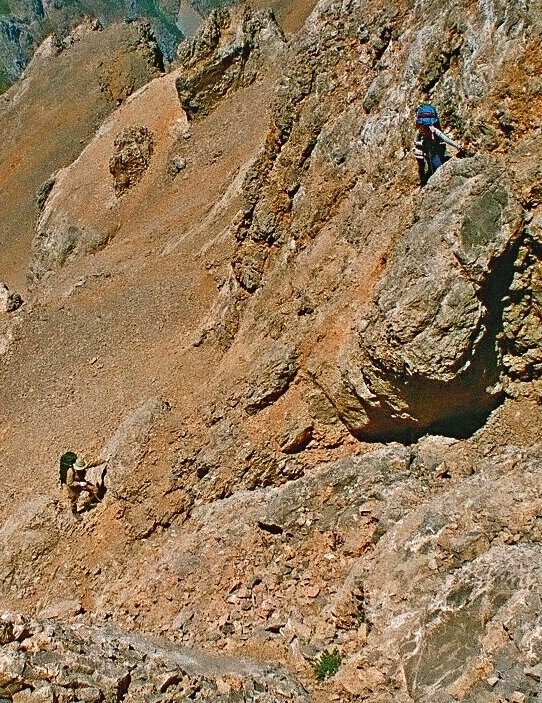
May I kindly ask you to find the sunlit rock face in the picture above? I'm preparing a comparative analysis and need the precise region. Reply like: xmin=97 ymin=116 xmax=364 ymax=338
xmin=0 ymin=1 xmax=542 ymax=702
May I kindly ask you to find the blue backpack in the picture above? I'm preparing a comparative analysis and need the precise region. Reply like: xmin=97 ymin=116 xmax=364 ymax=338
xmin=416 ymin=104 xmax=439 ymax=127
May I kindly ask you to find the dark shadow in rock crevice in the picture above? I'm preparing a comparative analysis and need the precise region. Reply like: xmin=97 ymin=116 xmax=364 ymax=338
xmin=345 ymin=234 xmax=523 ymax=444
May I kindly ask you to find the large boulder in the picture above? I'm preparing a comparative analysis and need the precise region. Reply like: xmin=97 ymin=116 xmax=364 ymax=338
xmin=99 ymin=396 xmax=169 ymax=501
xmin=334 ymin=155 xmax=524 ymax=439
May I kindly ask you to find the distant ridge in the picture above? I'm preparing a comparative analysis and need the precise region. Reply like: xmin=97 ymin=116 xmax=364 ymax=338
xmin=0 ymin=0 xmax=225 ymax=91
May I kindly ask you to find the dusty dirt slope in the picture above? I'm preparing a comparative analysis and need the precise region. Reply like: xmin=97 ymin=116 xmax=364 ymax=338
xmin=0 ymin=19 xmax=163 ymax=292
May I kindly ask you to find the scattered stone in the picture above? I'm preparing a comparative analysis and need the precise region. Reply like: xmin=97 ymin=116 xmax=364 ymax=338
xmin=304 ymin=585 xmax=320 ymax=599
xmin=336 ymin=663 xmax=385 ymax=696
xmin=299 ymin=642 xmax=320 ymax=661
xmin=75 ymin=687 xmax=103 ymax=703
xmin=0 ymin=283 xmax=23 ymax=313
xmin=0 ymin=619 xmax=15 ymax=645
xmin=264 ymin=619 xmax=286 ymax=634
xmin=39 ymin=599 xmax=83 ymax=619
xmin=169 ymin=155 xmax=187 ymax=176
xmin=257 ymin=521 xmax=284 ymax=535
xmin=11 ymin=691 xmax=33 ymax=703
xmin=244 ymin=347 xmax=298 ymax=414
xmin=0 ymin=615 xmax=309 ymax=702
xmin=279 ymin=424 xmax=313 ymax=454
xmin=524 ymin=664 xmax=542 ymax=679
xmin=172 ymin=608 xmax=195 ymax=631
xmin=13 ymin=686 xmax=55 ymax=703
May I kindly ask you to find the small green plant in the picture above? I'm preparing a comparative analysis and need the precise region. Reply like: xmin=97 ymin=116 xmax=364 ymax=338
xmin=313 ymin=648 xmax=342 ymax=680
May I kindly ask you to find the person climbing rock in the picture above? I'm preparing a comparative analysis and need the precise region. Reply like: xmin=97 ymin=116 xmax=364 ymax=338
xmin=413 ymin=104 xmax=466 ymax=186
xmin=59 ymin=452 xmax=102 ymax=515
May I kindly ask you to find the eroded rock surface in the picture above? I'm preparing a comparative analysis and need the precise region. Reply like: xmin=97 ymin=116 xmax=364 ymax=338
xmin=0 ymin=0 xmax=197 ymax=88
xmin=221 ymin=0 xmax=542 ymax=440
xmin=357 ymin=447 xmax=542 ymax=703
xmin=0 ymin=614 xmax=309 ymax=703
xmin=1 ymin=2 xmax=542 ymax=703
xmin=0 ymin=283 xmax=22 ymax=313
xmin=175 ymin=6 xmax=285 ymax=119
xmin=89 ymin=442 xmax=542 ymax=703
xmin=336 ymin=155 xmax=523 ymax=439
xmin=100 ymin=396 xmax=169 ymax=501
xmin=501 ymin=207 xmax=542 ymax=380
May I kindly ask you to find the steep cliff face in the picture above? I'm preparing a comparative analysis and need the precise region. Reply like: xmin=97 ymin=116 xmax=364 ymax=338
xmin=226 ymin=0 xmax=542 ymax=440
xmin=1 ymin=1 xmax=542 ymax=702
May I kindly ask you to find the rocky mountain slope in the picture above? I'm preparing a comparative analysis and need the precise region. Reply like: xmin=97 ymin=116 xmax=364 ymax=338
xmin=0 ymin=0 xmax=219 ymax=90
xmin=1 ymin=0 xmax=542 ymax=701
xmin=0 ymin=0 xmax=312 ymax=91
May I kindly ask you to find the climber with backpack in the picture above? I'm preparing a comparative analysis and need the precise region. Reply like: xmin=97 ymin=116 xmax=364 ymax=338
xmin=59 ymin=451 xmax=104 ymax=516
xmin=413 ymin=104 xmax=467 ymax=186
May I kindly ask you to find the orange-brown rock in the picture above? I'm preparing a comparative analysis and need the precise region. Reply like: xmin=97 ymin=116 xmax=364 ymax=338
xmin=0 ymin=0 xmax=542 ymax=702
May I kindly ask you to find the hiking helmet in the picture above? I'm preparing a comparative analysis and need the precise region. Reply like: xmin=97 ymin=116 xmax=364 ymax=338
xmin=74 ymin=457 xmax=87 ymax=469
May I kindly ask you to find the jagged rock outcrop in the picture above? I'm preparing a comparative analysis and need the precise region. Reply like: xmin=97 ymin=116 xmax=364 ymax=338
xmin=26 ymin=26 xmax=174 ymax=284
xmin=0 ymin=16 xmax=35 ymax=85
xmin=223 ymin=0 xmax=542 ymax=440
xmin=0 ymin=614 xmax=309 ymax=703
xmin=27 ymin=5 xmax=285 ymax=283
xmin=89 ymin=441 xmax=542 ymax=703
xmin=0 ymin=0 xmax=207 ymax=89
xmin=501 ymin=206 xmax=542 ymax=380
xmin=0 ymin=285 xmax=23 ymax=356
xmin=244 ymin=345 xmax=298 ymax=414
xmin=109 ymin=126 xmax=155 ymax=196
xmin=0 ymin=18 xmax=166 ymax=288
xmin=175 ymin=6 xmax=285 ymax=119
xmin=0 ymin=283 xmax=23 ymax=313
